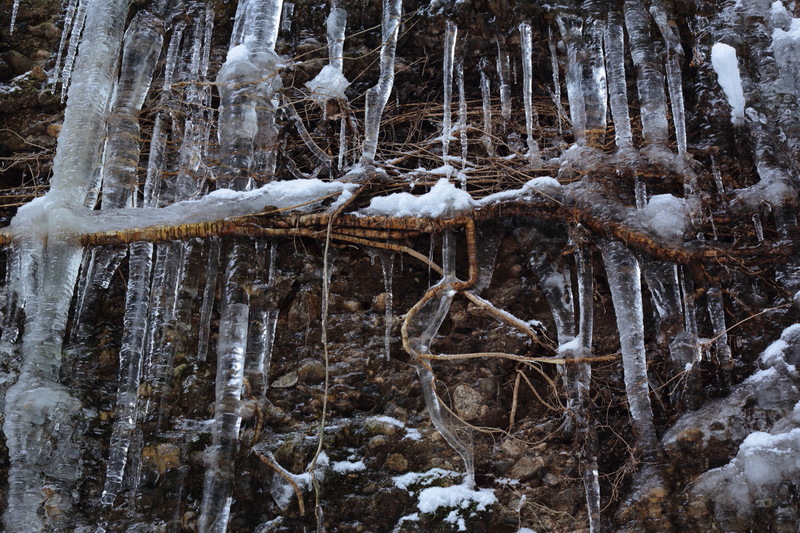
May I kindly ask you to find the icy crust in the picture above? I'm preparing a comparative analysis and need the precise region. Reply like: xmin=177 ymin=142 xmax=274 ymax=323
xmin=692 ymin=425 xmax=800 ymax=525
xmin=663 ymin=325 xmax=800 ymax=524
xmin=9 ymin=180 xmax=358 ymax=240
xmin=665 ymin=324 xmax=800 ymax=447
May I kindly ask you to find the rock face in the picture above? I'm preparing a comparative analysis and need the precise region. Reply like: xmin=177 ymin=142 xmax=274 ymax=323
xmin=1 ymin=0 xmax=800 ymax=532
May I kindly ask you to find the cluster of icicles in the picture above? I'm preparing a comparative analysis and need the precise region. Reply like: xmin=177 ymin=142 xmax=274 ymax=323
xmin=1 ymin=0 xmax=799 ymax=530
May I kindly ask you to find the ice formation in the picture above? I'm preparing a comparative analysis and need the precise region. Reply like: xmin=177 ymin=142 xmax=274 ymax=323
xmin=360 ymin=0 xmax=402 ymax=165
xmin=2 ymin=0 xmax=800 ymax=530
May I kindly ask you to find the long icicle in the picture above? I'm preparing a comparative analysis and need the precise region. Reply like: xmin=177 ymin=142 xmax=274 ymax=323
xmin=519 ymin=21 xmax=542 ymax=165
xmin=360 ymin=0 xmax=402 ymax=165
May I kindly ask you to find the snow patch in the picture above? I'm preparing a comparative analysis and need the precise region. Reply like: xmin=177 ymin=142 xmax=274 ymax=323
xmin=331 ymin=460 xmax=366 ymax=473
xmin=710 ymin=43 xmax=745 ymax=125
xmin=632 ymin=194 xmax=693 ymax=245
xmin=305 ymin=64 xmax=350 ymax=107
xmin=362 ymin=178 xmax=475 ymax=217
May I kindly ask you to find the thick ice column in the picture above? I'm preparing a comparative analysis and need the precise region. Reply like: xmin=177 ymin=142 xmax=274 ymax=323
xmin=69 ymin=12 xmax=164 ymax=345
xmin=583 ymin=18 xmax=608 ymax=146
xmin=360 ymin=0 xmax=402 ymax=165
xmin=101 ymin=11 xmax=163 ymax=208
xmin=649 ymin=1 xmax=687 ymax=156
xmin=216 ymin=32 xmax=283 ymax=187
xmin=3 ymin=0 xmax=132 ymax=530
xmin=605 ymin=10 xmax=634 ymax=152
xmin=199 ymin=243 xmax=250 ymax=533
xmin=557 ymin=15 xmax=588 ymax=145
xmin=624 ymin=0 xmax=670 ymax=153
xmin=519 ymin=22 xmax=542 ymax=165
xmin=327 ymin=7 xmax=347 ymax=71
xmin=230 ymin=0 xmax=283 ymax=51
xmin=558 ymin=2 xmax=608 ymax=148
xmin=600 ymin=240 xmax=658 ymax=458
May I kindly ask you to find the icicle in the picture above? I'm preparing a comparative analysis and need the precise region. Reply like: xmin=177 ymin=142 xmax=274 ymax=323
xmin=516 ymin=226 xmax=575 ymax=344
xmin=60 ymin=0 xmax=88 ymax=102
xmin=548 ymin=28 xmax=565 ymax=135
xmin=752 ymin=214 xmax=765 ymax=241
xmin=519 ymin=22 xmax=542 ymax=165
xmin=495 ymin=40 xmax=512 ymax=126
xmin=367 ymin=250 xmax=394 ymax=360
xmin=9 ymin=0 xmax=19 ymax=35
xmin=573 ymin=246 xmax=600 ymax=533
xmin=441 ymin=20 xmax=457 ymax=175
xmin=624 ymin=0 xmax=670 ymax=154
xmin=706 ymin=286 xmax=732 ymax=370
xmin=456 ymin=43 xmax=468 ymax=173
xmin=472 ymin=223 xmax=503 ymax=295
xmin=605 ymin=11 xmax=634 ymax=152
xmin=557 ymin=15 xmax=587 ymax=145
xmin=0 ymin=246 xmax=23 ymax=361
xmin=479 ymin=58 xmax=494 ymax=156
xmin=327 ymin=7 xmax=347 ymax=72
xmin=102 ymin=11 xmax=164 ymax=209
xmin=635 ymin=179 xmax=647 ymax=210
xmin=199 ymin=250 xmax=249 ymax=532
xmin=600 ymin=240 xmax=658 ymax=458
xmin=280 ymin=2 xmax=294 ymax=33
xmin=50 ymin=0 xmax=79 ymax=87
xmin=360 ymin=0 xmax=402 ymax=165
xmin=245 ymin=240 xmax=280 ymax=388
xmin=649 ymin=2 xmax=687 ymax=156
xmin=197 ymin=240 xmax=220 ymax=362
xmin=100 ymin=241 xmax=153 ymax=507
